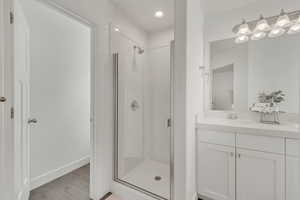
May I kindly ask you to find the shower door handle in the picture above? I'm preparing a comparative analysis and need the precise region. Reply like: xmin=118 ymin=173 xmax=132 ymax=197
xmin=113 ymin=53 xmax=119 ymax=77
xmin=113 ymin=53 xmax=119 ymax=110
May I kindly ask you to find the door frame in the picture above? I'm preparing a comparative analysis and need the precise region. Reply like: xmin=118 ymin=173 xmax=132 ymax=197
xmin=1 ymin=0 xmax=97 ymax=199
xmin=0 ymin=0 xmax=14 ymax=199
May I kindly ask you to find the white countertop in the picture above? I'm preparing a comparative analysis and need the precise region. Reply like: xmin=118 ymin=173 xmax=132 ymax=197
xmin=197 ymin=118 xmax=300 ymax=139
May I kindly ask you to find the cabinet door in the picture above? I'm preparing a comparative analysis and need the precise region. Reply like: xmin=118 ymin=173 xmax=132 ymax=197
xmin=236 ymin=149 xmax=284 ymax=200
xmin=197 ymin=143 xmax=235 ymax=200
xmin=286 ymin=156 xmax=300 ymax=200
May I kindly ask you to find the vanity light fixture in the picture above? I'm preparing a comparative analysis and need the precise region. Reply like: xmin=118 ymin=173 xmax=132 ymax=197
xmin=233 ymin=9 xmax=300 ymax=43
xmin=114 ymin=27 xmax=120 ymax=32
xmin=288 ymin=16 xmax=300 ymax=34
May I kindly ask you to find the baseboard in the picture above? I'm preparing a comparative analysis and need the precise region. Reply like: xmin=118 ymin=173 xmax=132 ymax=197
xmin=30 ymin=156 xmax=90 ymax=190
xmin=100 ymin=192 xmax=113 ymax=200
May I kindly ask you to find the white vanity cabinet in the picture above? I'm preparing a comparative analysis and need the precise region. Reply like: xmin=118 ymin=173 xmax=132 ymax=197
xmin=197 ymin=129 xmax=286 ymax=200
xmin=286 ymin=139 xmax=300 ymax=200
xmin=197 ymin=143 xmax=235 ymax=200
xmin=197 ymin=130 xmax=236 ymax=200
xmin=235 ymin=134 xmax=285 ymax=200
xmin=235 ymin=149 xmax=284 ymax=200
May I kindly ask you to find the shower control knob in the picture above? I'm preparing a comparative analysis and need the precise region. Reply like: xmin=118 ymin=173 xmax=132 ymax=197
xmin=131 ymin=100 xmax=139 ymax=111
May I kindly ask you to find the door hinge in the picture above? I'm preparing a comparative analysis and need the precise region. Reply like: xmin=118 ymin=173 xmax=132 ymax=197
xmin=10 ymin=11 xmax=14 ymax=24
xmin=10 ymin=107 xmax=14 ymax=119
xmin=167 ymin=118 xmax=172 ymax=127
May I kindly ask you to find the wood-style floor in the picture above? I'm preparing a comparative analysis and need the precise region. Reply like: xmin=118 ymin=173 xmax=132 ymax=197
xmin=29 ymin=165 xmax=90 ymax=200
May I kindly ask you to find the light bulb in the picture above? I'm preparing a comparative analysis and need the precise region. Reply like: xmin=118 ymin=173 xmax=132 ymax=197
xmin=235 ymin=35 xmax=249 ymax=44
xmin=269 ymin=27 xmax=286 ymax=38
xmin=288 ymin=16 xmax=300 ymax=34
xmin=251 ymin=31 xmax=266 ymax=40
xmin=275 ymin=9 xmax=292 ymax=28
xmin=237 ymin=20 xmax=252 ymax=35
xmin=288 ymin=24 xmax=300 ymax=34
xmin=154 ymin=11 xmax=164 ymax=18
xmin=254 ymin=15 xmax=271 ymax=32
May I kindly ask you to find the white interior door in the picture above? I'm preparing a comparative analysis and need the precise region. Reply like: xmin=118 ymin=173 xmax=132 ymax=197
xmin=14 ymin=0 xmax=30 ymax=199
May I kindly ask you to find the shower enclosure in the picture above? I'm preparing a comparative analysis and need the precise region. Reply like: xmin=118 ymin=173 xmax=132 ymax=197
xmin=112 ymin=28 xmax=173 ymax=200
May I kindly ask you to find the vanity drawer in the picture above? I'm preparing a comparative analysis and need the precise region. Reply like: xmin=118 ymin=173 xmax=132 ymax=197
xmin=286 ymin=139 xmax=300 ymax=157
xmin=197 ymin=129 xmax=235 ymax=147
xmin=236 ymin=134 xmax=284 ymax=154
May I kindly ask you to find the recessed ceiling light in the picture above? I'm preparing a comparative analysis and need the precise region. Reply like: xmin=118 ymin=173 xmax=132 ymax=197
xmin=155 ymin=11 xmax=164 ymax=18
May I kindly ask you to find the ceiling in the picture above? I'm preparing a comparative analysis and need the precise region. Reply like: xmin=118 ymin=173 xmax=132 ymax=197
xmin=111 ymin=0 xmax=262 ymax=33
xmin=111 ymin=0 xmax=174 ymax=33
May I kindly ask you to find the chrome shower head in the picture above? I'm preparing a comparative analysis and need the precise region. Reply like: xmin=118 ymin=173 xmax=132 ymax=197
xmin=134 ymin=45 xmax=144 ymax=54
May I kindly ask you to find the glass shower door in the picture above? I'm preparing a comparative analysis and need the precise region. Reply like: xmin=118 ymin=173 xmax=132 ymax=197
xmin=112 ymin=29 xmax=173 ymax=200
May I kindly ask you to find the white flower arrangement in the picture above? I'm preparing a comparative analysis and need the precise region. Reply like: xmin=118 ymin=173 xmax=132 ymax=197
xmin=250 ymin=90 xmax=285 ymax=124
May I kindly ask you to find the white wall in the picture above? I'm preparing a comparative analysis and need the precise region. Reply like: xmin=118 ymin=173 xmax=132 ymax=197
xmin=22 ymin=0 xmax=91 ymax=188
xmin=174 ymin=0 xmax=204 ymax=199
xmin=148 ymin=29 xmax=174 ymax=49
xmin=186 ymin=0 xmax=204 ymax=199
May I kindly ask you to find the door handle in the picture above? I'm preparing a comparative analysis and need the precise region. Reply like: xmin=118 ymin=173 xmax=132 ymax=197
xmin=28 ymin=118 xmax=38 ymax=124
xmin=0 ymin=97 xmax=7 ymax=102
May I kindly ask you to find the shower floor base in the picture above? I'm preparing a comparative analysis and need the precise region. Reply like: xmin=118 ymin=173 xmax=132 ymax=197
xmin=122 ymin=159 xmax=170 ymax=199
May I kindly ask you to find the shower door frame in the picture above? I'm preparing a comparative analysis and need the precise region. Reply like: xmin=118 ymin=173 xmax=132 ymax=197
xmin=113 ymin=39 xmax=175 ymax=200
